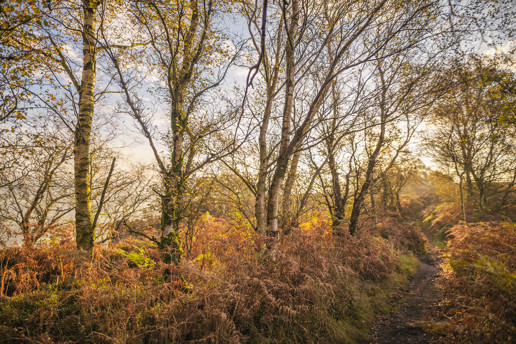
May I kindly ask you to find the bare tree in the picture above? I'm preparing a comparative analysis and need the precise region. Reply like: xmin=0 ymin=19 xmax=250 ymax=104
xmin=102 ymin=0 xmax=242 ymax=263
xmin=0 ymin=123 xmax=73 ymax=247
xmin=426 ymin=57 xmax=516 ymax=214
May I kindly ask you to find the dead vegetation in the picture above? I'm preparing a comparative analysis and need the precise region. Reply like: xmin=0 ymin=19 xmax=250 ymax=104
xmin=0 ymin=215 xmax=424 ymax=343
xmin=435 ymin=222 xmax=516 ymax=343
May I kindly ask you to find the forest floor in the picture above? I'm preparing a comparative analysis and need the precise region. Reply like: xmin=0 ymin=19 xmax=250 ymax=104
xmin=367 ymin=234 xmax=447 ymax=344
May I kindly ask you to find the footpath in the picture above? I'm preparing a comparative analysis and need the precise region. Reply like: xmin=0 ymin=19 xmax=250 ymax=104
xmin=367 ymin=237 xmax=446 ymax=344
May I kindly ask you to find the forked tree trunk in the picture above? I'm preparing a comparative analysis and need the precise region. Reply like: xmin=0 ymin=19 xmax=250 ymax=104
xmin=266 ymin=0 xmax=299 ymax=236
xmin=75 ymin=0 xmax=98 ymax=251
xmin=349 ymin=119 xmax=385 ymax=235
xmin=349 ymin=172 xmax=374 ymax=236
xmin=349 ymin=64 xmax=388 ymax=236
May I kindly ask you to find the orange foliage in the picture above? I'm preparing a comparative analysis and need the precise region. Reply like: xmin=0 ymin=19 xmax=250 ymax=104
xmin=0 ymin=215 xmax=425 ymax=343
xmin=439 ymin=222 xmax=516 ymax=343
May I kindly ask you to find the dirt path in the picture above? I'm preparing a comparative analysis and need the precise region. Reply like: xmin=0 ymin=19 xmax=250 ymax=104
xmin=367 ymin=245 xmax=445 ymax=344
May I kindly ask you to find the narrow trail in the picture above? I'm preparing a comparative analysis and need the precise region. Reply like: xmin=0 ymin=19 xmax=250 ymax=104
xmin=367 ymin=240 xmax=446 ymax=344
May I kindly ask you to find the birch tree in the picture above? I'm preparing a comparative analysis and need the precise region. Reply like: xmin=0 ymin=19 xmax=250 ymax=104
xmin=1 ymin=0 xmax=124 ymax=251
xmin=103 ymin=0 xmax=240 ymax=263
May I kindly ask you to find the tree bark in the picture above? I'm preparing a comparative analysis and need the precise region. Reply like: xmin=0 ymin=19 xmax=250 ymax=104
xmin=281 ymin=148 xmax=300 ymax=230
xmin=162 ymin=88 xmax=186 ymax=264
xmin=266 ymin=0 xmax=299 ymax=236
xmin=370 ymin=182 xmax=378 ymax=225
xmin=459 ymin=176 xmax=467 ymax=223
xmin=75 ymin=0 xmax=98 ymax=252
xmin=256 ymin=86 xmax=275 ymax=234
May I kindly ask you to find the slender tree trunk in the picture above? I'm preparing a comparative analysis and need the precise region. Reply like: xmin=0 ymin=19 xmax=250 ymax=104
xmin=370 ymin=184 xmax=377 ymax=225
xmin=161 ymin=176 xmax=173 ymax=230
xmin=328 ymin=146 xmax=346 ymax=228
xmin=395 ymin=191 xmax=402 ymax=216
xmin=459 ymin=176 xmax=467 ymax=223
xmin=255 ymin=162 xmax=267 ymax=234
xmin=256 ymin=88 xmax=275 ymax=234
xmin=382 ymin=177 xmax=390 ymax=211
xmin=326 ymin=73 xmax=349 ymax=230
xmin=267 ymin=157 xmax=288 ymax=236
xmin=281 ymin=149 xmax=300 ymax=230
xmin=75 ymin=0 xmax=98 ymax=251
xmin=477 ymin=183 xmax=486 ymax=212
xmin=266 ymin=0 xmax=299 ymax=236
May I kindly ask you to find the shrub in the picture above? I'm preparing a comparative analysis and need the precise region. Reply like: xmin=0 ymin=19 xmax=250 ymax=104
xmin=440 ymin=222 xmax=516 ymax=343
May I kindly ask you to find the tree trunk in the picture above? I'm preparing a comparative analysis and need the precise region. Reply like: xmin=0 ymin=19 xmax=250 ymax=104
xmin=349 ymin=178 xmax=371 ymax=236
xmin=281 ymin=149 xmax=300 ymax=230
xmin=267 ymin=156 xmax=288 ymax=236
xmin=161 ymin=176 xmax=173 ymax=230
xmin=459 ymin=176 xmax=467 ymax=223
xmin=256 ymin=87 xmax=275 ymax=234
xmin=162 ymin=90 xmax=186 ymax=264
xmin=370 ymin=184 xmax=377 ymax=225
xmin=395 ymin=191 xmax=402 ymax=216
xmin=75 ymin=0 xmax=98 ymax=252
xmin=382 ymin=177 xmax=390 ymax=210
xmin=266 ymin=0 xmax=299 ymax=236
xmin=255 ymin=164 xmax=267 ymax=234
xmin=328 ymin=145 xmax=346 ymax=228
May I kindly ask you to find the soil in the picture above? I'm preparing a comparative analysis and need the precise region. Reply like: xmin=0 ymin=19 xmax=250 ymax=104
xmin=367 ymin=243 xmax=445 ymax=344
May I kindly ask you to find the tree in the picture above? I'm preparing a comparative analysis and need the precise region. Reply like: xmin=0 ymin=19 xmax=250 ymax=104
xmin=0 ymin=121 xmax=73 ymax=248
xmin=380 ymin=155 xmax=423 ymax=215
xmin=103 ymin=0 xmax=240 ymax=263
xmin=1 ymin=0 xmax=124 ymax=251
xmin=347 ymin=55 xmax=440 ymax=235
xmin=427 ymin=57 xmax=516 ymax=215
xmin=0 ymin=0 xmax=51 ymax=123
xmin=312 ymin=0 xmax=447 ymax=234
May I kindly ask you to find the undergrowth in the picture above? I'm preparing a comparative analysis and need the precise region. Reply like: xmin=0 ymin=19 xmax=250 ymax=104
xmin=436 ymin=222 xmax=516 ymax=344
xmin=0 ymin=215 xmax=424 ymax=343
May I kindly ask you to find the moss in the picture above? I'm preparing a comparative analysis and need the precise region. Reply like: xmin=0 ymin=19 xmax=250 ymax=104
xmin=115 ymin=246 xmax=156 ymax=268
xmin=0 ymin=288 xmax=86 ymax=342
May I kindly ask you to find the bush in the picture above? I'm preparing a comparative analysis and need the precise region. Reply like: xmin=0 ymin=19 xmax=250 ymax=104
xmin=440 ymin=222 xmax=516 ymax=343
